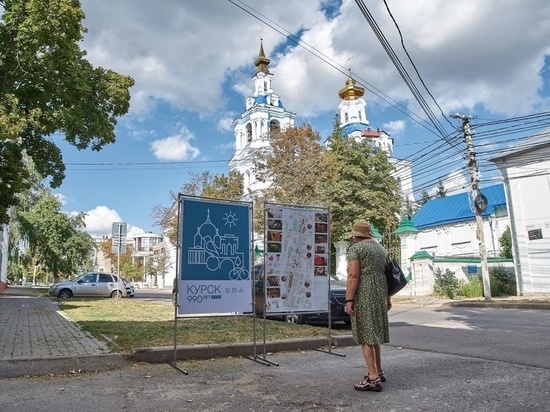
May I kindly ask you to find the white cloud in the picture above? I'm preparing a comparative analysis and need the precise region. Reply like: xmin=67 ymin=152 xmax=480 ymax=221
xmin=382 ymin=120 xmax=406 ymax=136
xmin=442 ymin=170 xmax=469 ymax=195
xmin=217 ymin=116 xmax=236 ymax=133
xmin=82 ymin=206 xmax=145 ymax=239
xmin=78 ymin=0 xmax=550 ymax=123
xmin=150 ymin=130 xmax=200 ymax=161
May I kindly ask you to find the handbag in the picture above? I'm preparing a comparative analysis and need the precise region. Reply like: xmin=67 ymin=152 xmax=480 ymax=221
xmin=385 ymin=258 xmax=408 ymax=296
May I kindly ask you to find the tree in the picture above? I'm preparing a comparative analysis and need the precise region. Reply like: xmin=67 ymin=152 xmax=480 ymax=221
xmin=151 ymin=170 xmax=244 ymax=246
xmin=435 ymin=180 xmax=447 ymax=198
xmin=97 ymin=237 xmax=141 ymax=279
xmin=418 ymin=190 xmax=431 ymax=206
xmin=254 ymin=123 xmax=338 ymax=207
xmin=0 ymin=0 xmax=134 ymax=224
xmin=326 ymin=130 xmax=401 ymax=241
xmin=499 ymin=226 xmax=513 ymax=258
xmin=18 ymin=190 xmax=95 ymax=281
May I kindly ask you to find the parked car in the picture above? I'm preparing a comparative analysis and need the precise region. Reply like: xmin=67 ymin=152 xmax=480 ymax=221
xmin=254 ymin=264 xmax=350 ymax=325
xmin=48 ymin=272 xmax=127 ymax=298
xmin=122 ymin=278 xmax=135 ymax=297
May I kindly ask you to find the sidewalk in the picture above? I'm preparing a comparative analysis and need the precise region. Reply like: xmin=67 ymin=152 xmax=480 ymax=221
xmin=0 ymin=287 xmax=129 ymax=378
xmin=1 ymin=286 xmax=549 ymax=378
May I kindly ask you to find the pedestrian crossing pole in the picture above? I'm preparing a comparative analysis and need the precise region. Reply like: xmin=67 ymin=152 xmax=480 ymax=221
xmin=451 ymin=114 xmax=491 ymax=300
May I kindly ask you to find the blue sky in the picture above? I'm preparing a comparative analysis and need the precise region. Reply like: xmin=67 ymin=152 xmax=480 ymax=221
xmin=56 ymin=0 xmax=550 ymax=239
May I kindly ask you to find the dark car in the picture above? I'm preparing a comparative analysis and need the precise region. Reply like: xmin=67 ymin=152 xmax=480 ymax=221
xmin=253 ymin=264 xmax=350 ymax=325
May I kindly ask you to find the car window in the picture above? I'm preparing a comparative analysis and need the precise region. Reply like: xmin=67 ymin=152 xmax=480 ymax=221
xmin=98 ymin=273 xmax=113 ymax=283
xmin=82 ymin=273 xmax=97 ymax=283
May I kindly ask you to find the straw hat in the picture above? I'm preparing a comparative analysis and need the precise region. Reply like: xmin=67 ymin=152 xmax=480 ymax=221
xmin=350 ymin=221 xmax=374 ymax=238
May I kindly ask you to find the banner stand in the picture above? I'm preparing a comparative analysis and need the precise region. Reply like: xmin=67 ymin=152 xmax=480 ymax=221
xmin=312 ymin=301 xmax=346 ymax=358
xmin=248 ymin=309 xmax=279 ymax=367
xmin=170 ymin=204 xmax=188 ymax=375
xmin=170 ymin=298 xmax=188 ymax=375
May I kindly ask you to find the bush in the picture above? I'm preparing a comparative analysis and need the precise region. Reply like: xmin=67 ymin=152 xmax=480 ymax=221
xmin=490 ymin=266 xmax=516 ymax=296
xmin=434 ymin=269 xmax=460 ymax=299
xmin=458 ymin=275 xmax=484 ymax=298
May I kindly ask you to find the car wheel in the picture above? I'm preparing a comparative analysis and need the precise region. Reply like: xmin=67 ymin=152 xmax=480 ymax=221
xmin=58 ymin=289 xmax=73 ymax=299
xmin=110 ymin=290 xmax=123 ymax=298
xmin=284 ymin=313 xmax=305 ymax=324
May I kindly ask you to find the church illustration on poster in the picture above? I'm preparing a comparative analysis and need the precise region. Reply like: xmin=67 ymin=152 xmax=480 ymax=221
xmin=187 ymin=209 xmax=249 ymax=280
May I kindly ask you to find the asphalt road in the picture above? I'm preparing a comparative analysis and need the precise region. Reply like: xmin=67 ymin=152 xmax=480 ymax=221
xmin=1 ymin=304 xmax=548 ymax=411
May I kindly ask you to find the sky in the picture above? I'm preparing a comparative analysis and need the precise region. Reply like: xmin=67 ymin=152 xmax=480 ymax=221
xmin=54 ymin=0 xmax=550 ymax=239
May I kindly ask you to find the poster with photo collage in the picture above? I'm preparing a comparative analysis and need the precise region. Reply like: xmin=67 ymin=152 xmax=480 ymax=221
xmin=264 ymin=204 xmax=330 ymax=314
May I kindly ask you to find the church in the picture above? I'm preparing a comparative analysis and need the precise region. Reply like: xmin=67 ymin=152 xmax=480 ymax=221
xmin=228 ymin=41 xmax=413 ymax=205
xmin=228 ymin=42 xmax=415 ymax=279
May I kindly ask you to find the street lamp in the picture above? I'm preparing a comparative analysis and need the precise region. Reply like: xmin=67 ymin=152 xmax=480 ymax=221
xmin=450 ymin=113 xmax=492 ymax=300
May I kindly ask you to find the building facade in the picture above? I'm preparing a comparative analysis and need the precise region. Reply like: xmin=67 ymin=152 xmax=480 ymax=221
xmin=398 ymin=184 xmax=513 ymax=296
xmin=490 ymin=127 xmax=550 ymax=293
xmin=228 ymin=41 xmax=296 ymax=198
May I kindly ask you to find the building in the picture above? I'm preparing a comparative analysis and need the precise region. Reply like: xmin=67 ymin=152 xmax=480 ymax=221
xmin=132 ymin=232 xmax=164 ymax=286
xmin=334 ymin=73 xmax=414 ymax=278
xmin=337 ymin=73 xmax=414 ymax=202
xmin=490 ymin=127 xmax=550 ymax=293
xmin=397 ymin=184 xmax=513 ymax=296
xmin=228 ymin=41 xmax=296 ymax=198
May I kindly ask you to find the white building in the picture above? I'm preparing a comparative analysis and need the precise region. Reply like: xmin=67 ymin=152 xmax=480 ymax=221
xmin=334 ymin=74 xmax=414 ymax=278
xmin=490 ymin=127 xmax=550 ymax=294
xmin=337 ymin=73 xmax=414 ymax=202
xmin=228 ymin=41 xmax=296 ymax=198
xmin=397 ymin=184 xmax=513 ymax=296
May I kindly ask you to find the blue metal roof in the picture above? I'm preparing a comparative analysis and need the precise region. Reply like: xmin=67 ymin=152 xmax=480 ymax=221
xmin=341 ymin=122 xmax=369 ymax=136
xmin=411 ymin=184 xmax=506 ymax=229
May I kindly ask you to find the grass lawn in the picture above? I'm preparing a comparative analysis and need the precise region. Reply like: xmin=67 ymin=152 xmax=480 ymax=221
xmin=57 ymin=298 xmax=342 ymax=354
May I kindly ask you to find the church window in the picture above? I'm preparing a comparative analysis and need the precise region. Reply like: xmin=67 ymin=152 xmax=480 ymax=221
xmin=344 ymin=113 xmax=349 ymax=123
xmin=264 ymin=81 xmax=268 ymax=91
xmin=270 ymin=120 xmax=280 ymax=133
xmin=246 ymin=123 xmax=252 ymax=142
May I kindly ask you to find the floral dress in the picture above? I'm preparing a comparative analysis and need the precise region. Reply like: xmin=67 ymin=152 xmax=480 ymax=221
xmin=347 ymin=240 xmax=389 ymax=345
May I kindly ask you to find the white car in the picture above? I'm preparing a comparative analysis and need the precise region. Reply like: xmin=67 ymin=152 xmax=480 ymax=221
xmin=122 ymin=278 xmax=135 ymax=297
xmin=49 ymin=272 xmax=127 ymax=298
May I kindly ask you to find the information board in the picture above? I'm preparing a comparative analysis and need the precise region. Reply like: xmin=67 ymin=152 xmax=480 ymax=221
xmin=263 ymin=204 xmax=330 ymax=314
xmin=177 ymin=197 xmax=252 ymax=315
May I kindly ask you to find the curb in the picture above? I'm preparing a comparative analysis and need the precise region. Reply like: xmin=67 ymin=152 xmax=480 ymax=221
xmin=132 ymin=335 xmax=356 ymax=363
xmin=0 ymin=353 xmax=132 ymax=379
xmin=446 ymin=301 xmax=550 ymax=310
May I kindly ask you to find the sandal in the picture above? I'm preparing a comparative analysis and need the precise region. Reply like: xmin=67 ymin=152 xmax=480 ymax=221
xmin=364 ymin=371 xmax=386 ymax=382
xmin=354 ymin=376 xmax=382 ymax=392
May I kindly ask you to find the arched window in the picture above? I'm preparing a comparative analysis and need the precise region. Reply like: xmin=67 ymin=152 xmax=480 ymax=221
xmin=246 ymin=124 xmax=252 ymax=142
xmin=270 ymin=120 xmax=280 ymax=133
xmin=344 ymin=113 xmax=349 ymax=123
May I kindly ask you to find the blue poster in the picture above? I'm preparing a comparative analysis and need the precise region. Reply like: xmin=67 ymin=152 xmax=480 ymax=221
xmin=178 ymin=197 xmax=252 ymax=315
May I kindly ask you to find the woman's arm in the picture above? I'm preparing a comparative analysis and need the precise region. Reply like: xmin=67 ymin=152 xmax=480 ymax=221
xmin=346 ymin=259 xmax=359 ymax=316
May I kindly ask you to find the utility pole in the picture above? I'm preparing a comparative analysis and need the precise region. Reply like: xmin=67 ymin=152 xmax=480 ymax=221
xmin=451 ymin=114 xmax=491 ymax=300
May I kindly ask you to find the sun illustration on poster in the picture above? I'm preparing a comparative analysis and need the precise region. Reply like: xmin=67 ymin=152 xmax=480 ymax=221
xmin=223 ymin=211 xmax=238 ymax=228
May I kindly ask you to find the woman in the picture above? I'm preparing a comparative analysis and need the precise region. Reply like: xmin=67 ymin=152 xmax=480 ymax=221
xmin=345 ymin=221 xmax=392 ymax=392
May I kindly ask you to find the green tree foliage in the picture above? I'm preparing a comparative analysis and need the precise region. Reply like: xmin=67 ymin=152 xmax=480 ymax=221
xmin=255 ymin=124 xmax=338 ymax=206
xmin=418 ymin=190 xmax=431 ymax=206
xmin=18 ymin=190 xmax=95 ymax=281
xmin=499 ymin=226 xmax=513 ymax=258
xmin=435 ymin=180 xmax=447 ymax=198
xmin=434 ymin=268 xmax=459 ymax=299
xmin=326 ymin=130 xmax=401 ymax=241
xmin=0 ymin=0 xmax=135 ymax=224
xmin=97 ymin=237 xmax=140 ymax=279
xmin=151 ymin=170 xmax=244 ymax=246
